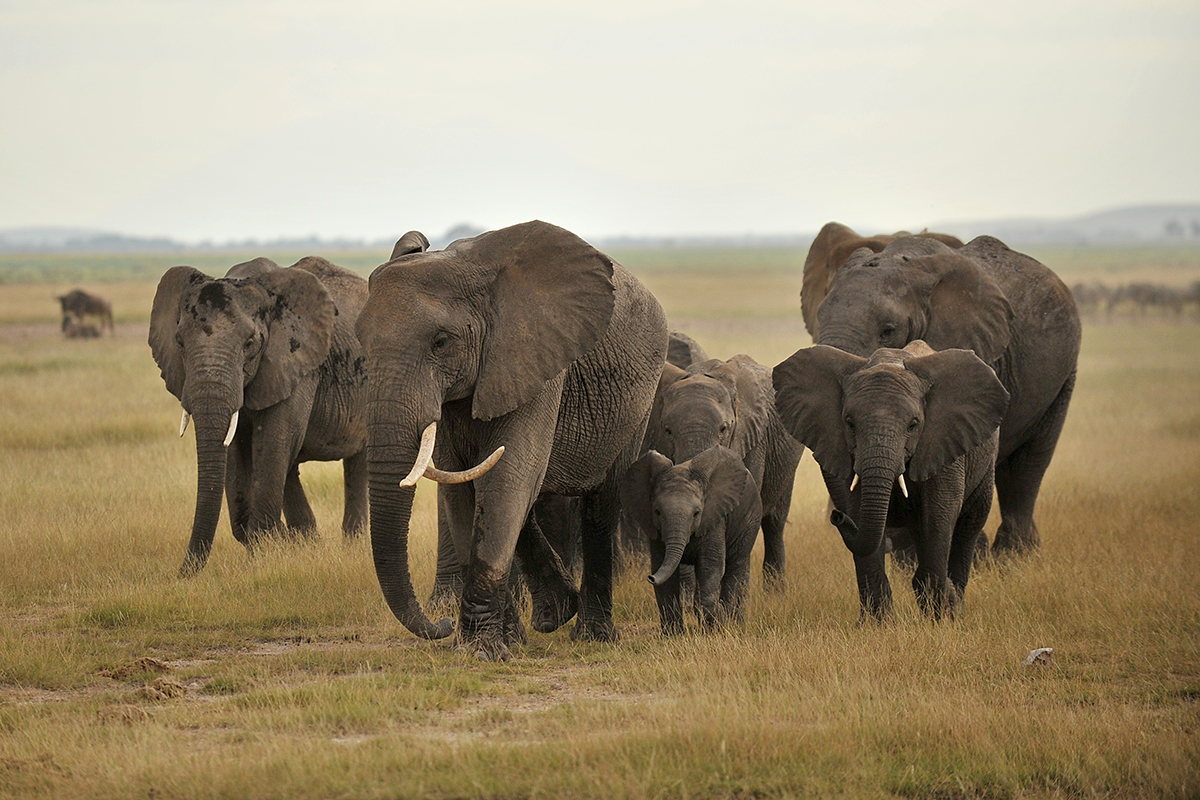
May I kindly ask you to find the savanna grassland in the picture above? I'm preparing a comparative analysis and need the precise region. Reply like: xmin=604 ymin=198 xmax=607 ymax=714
xmin=1 ymin=245 xmax=1198 ymax=799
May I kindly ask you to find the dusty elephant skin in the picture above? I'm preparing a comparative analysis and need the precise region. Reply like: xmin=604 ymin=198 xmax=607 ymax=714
xmin=621 ymin=446 xmax=761 ymax=634
xmin=149 ymin=256 xmax=369 ymax=576
xmin=646 ymin=354 xmax=804 ymax=588
xmin=356 ymin=220 xmax=668 ymax=661
xmin=802 ymin=227 xmax=1081 ymax=555
xmin=774 ymin=341 xmax=1010 ymax=620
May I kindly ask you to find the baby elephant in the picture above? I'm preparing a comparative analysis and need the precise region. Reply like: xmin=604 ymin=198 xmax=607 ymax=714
xmin=773 ymin=341 xmax=1010 ymax=621
xmin=621 ymin=446 xmax=762 ymax=634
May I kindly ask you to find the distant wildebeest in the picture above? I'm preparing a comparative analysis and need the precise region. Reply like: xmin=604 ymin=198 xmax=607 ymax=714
xmin=57 ymin=289 xmax=114 ymax=335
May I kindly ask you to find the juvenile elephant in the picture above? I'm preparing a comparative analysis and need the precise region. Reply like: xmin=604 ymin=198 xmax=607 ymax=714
xmin=804 ymin=231 xmax=1080 ymax=555
xmin=355 ymin=220 xmax=667 ymax=660
xmin=801 ymin=222 xmax=963 ymax=339
xmin=621 ymin=447 xmax=761 ymax=634
xmin=648 ymin=355 xmax=804 ymax=587
xmin=774 ymin=341 xmax=1010 ymax=619
xmin=149 ymin=256 xmax=369 ymax=575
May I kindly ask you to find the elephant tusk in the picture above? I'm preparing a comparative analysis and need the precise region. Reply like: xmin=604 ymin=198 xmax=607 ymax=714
xmin=223 ymin=410 xmax=239 ymax=447
xmin=898 ymin=474 xmax=909 ymax=498
xmin=179 ymin=410 xmax=190 ymax=438
xmin=400 ymin=421 xmax=438 ymax=487
xmin=850 ymin=473 xmax=859 ymax=491
xmin=422 ymin=446 xmax=505 ymax=484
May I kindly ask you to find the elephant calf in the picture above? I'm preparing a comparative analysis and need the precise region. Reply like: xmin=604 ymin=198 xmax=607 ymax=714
xmin=621 ymin=447 xmax=761 ymax=634
xmin=773 ymin=341 xmax=1010 ymax=620
xmin=149 ymin=256 xmax=369 ymax=575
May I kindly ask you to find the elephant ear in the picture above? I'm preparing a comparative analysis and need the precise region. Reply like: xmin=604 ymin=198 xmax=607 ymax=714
xmin=802 ymin=222 xmax=860 ymax=337
xmin=242 ymin=268 xmax=336 ymax=410
xmin=620 ymin=450 xmax=674 ymax=542
xmin=149 ymin=265 xmax=209 ymax=402
xmin=390 ymin=230 xmax=430 ymax=259
xmin=644 ymin=362 xmax=688 ymax=456
xmin=715 ymin=355 xmax=774 ymax=459
xmin=689 ymin=446 xmax=751 ymax=530
xmin=904 ymin=348 xmax=1010 ymax=481
xmin=917 ymin=252 xmax=1013 ymax=365
xmin=772 ymin=345 xmax=866 ymax=480
xmin=225 ymin=257 xmax=280 ymax=279
xmin=463 ymin=221 xmax=616 ymax=421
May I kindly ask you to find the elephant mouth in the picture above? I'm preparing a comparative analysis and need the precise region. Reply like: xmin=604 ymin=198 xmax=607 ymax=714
xmin=399 ymin=421 xmax=506 ymax=487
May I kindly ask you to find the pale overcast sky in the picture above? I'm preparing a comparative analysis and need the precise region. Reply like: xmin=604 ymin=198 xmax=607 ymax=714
xmin=1 ymin=0 xmax=1197 ymax=242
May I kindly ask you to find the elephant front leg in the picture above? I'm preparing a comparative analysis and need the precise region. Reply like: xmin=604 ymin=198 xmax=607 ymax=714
xmin=225 ymin=431 xmax=252 ymax=546
xmin=427 ymin=487 xmax=465 ymax=617
xmin=695 ymin=537 xmax=726 ymax=631
xmin=853 ymin=547 xmax=892 ymax=622
xmin=340 ymin=450 xmax=368 ymax=537
xmin=760 ymin=511 xmax=787 ymax=591
xmin=648 ymin=540 xmax=684 ymax=636
xmin=571 ymin=485 xmax=620 ymax=643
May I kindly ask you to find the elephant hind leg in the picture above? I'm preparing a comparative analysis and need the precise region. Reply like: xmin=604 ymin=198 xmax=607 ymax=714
xmin=282 ymin=464 xmax=317 ymax=538
xmin=517 ymin=497 xmax=579 ymax=634
xmin=994 ymin=368 xmax=1076 ymax=555
xmin=760 ymin=510 xmax=787 ymax=591
xmin=571 ymin=485 xmax=619 ymax=643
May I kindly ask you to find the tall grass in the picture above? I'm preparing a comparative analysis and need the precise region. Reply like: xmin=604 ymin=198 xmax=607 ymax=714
xmin=0 ymin=254 xmax=1197 ymax=799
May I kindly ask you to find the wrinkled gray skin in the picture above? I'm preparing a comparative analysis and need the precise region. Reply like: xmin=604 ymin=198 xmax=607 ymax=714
xmin=149 ymin=257 xmax=369 ymax=575
xmin=774 ymin=341 xmax=1010 ymax=619
xmin=809 ymin=234 xmax=1080 ymax=555
xmin=647 ymin=355 xmax=804 ymax=587
xmin=356 ymin=221 xmax=667 ymax=661
xmin=621 ymin=447 xmax=761 ymax=634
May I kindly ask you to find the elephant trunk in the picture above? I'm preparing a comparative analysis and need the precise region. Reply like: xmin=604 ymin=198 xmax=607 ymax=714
xmin=648 ymin=531 xmax=688 ymax=586
xmin=180 ymin=401 xmax=237 ymax=576
xmin=838 ymin=465 xmax=895 ymax=558
xmin=366 ymin=409 xmax=455 ymax=640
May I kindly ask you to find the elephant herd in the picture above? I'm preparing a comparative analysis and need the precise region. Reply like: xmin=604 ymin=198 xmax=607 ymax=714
xmin=149 ymin=219 xmax=1080 ymax=659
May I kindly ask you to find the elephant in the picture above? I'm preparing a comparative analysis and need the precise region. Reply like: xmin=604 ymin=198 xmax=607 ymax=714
xmin=355 ymin=220 xmax=668 ymax=660
xmin=57 ymin=289 xmax=114 ymax=335
xmin=801 ymin=222 xmax=963 ymax=339
xmin=621 ymin=446 xmax=761 ymax=634
xmin=149 ymin=256 xmax=369 ymax=575
xmin=647 ymin=354 xmax=804 ymax=587
xmin=773 ymin=341 xmax=1010 ymax=620
xmin=803 ymin=230 xmax=1081 ymax=555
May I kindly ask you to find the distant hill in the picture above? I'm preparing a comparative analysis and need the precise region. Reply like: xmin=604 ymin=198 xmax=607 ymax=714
xmin=934 ymin=204 xmax=1200 ymax=246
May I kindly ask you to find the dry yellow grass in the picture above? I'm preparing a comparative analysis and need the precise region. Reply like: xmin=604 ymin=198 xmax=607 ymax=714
xmin=0 ymin=249 xmax=1198 ymax=799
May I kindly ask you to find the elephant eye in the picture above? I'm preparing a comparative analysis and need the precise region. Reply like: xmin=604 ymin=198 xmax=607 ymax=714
xmin=663 ymin=426 xmax=673 ymax=436
xmin=880 ymin=324 xmax=896 ymax=339
xmin=693 ymin=507 xmax=701 ymax=518
xmin=908 ymin=418 xmax=919 ymax=432
xmin=844 ymin=416 xmax=855 ymax=430
xmin=174 ymin=332 xmax=184 ymax=348
xmin=431 ymin=331 xmax=450 ymax=353
xmin=719 ymin=423 xmax=728 ymax=434
xmin=244 ymin=335 xmax=256 ymax=350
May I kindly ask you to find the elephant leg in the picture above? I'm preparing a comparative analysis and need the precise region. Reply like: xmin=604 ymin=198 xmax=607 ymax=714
xmin=760 ymin=510 xmax=787 ymax=590
xmin=282 ymin=464 xmax=317 ymax=538
xmin=993 ymin=368 xmax=1076 ymax=555
xmin=695 ymin=536 xmax=725 ymax=631
xmin=571 ymin=484 xmax=619 ymax=643
xmin=427 ymin=487 xmax=464 ymax=616
xmin=225 ymin=430 xmax=252 ymax=546
xmin=517 ymin=498 xmax=579 ymax=634
xmin=853 ymin=547 xmax=892 ymax=622
xmin=648 ymin=540 xmax=684 ymax=636
xmin=946 ymin=479 xmax=995 ymax=615
xmin=340 ymin=450 xmax=368 ymax=538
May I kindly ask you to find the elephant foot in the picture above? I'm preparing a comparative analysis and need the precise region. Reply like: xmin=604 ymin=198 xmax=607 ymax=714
xmin=530 ymin=586 xmax=578 ymax=634
xmin=971 ymin=532 xmax=991 ymax=566
xmin=456 ymin=634 xmax=512 ymax=662
xmin=178 ymin=552 xmax=208 ymax=578
xmin=762 ymin=565 xmax=787 ymax=593
xmin=570 ymin=617 xmax=619 ymax=643
xmin=992 ymin=518 xmax=1041 ymax=556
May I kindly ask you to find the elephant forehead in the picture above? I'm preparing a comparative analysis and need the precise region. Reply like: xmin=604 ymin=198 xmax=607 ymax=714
xmin=844 ymin=364 xmax=923 ymax=398
xmin=664 ymin=375 xmax=731 ymax=407
xmin=655 ymin=468 xmax=704 ymax=499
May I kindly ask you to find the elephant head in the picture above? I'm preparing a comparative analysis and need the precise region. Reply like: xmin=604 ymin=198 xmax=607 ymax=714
xmin=773 ymin=341 xmax=1009 ymax=558
xmin=148 ymin=259 xmax=336 ymax=574
xmin=620 ymin=446 xmax=750 ymax=586
xmin=653 ymin=354 xmax=774 ymax=464
xmin=801 ymin=222 xmax=965 ymax=339
xmin=354 ymin=220 xmax=617 ymax=640
xmin=813 ymin=236 xmax=1013 ymax=365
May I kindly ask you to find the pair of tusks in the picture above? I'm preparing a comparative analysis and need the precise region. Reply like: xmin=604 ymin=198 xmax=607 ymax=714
xmin=400 ymin=421 xmax=505 ymax=487
xmin=178 ymin=409 xmax=239 ymax=447
xmin=849 ymin=473 xmax=909 ymax=498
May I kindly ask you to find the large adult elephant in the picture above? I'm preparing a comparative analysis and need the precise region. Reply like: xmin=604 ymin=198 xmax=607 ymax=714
xmin=804 ymin=231 xmax=1080 ymax=554
xmin=149 ymin=256 xmax=369 ymax=575
xmin=356 ymin=220 xmax=667 ymax=660
xmin=801 ymin=222 xmax=964 ymax=340
xmin=647 ymin=355 xmax=804 ymax=587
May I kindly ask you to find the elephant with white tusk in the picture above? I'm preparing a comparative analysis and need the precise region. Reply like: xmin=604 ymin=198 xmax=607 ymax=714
xmin=150 ymin=256 xmax=369 ymax=576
